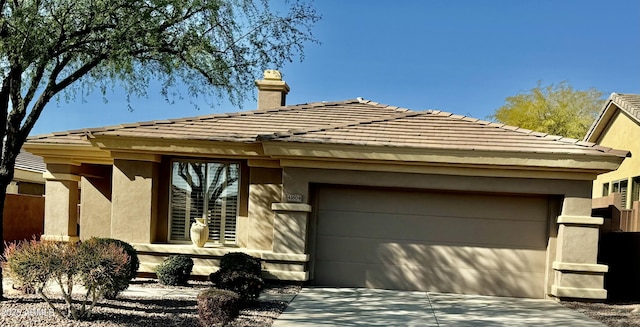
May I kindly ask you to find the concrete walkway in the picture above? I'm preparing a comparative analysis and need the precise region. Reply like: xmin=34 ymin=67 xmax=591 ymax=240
xmin=272 ymin=288 xmax=605 ymax=327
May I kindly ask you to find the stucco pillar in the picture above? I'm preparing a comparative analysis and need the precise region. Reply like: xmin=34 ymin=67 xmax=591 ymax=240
xmin=41 ymin=163 xmax=80 ymax=242
xmin=243 ymin=166 xmax=282 ymax=250
xmin=79 ymin=165 xmax=113 ymax=240
xmin=551 ymin=196 xmax=608 ymax=299
xmin=110 ymin=153 xmax=160 ymax=244
xmin=271 ymin=203 xmax=311 ymax=254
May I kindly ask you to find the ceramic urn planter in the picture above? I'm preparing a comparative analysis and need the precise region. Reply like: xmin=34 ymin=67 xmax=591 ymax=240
xmin=190 ymin=218 xmax=209 ymax=247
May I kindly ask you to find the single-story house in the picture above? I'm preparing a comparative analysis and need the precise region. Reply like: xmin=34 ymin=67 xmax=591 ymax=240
xmin=24 ymin=71 xmax=628 ymax=300
xmin=586 ymin=93 xmax=640 ymax=212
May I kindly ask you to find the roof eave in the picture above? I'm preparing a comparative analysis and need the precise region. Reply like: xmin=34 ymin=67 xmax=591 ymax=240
xmin=261 ymin=141 xmax=627 ymax=177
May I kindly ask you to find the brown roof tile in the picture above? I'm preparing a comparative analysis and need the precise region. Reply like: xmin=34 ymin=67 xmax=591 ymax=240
xmin=16 ymin=150 xmax=45 ymax=173
xmin=27 ymin=98 xmax=629 ymax=158
xmin=28 ymin=99 xmax=409 ymax=145
xmin=612 ymin=93 xmax=640 ymax=119
xmin=266 ymin=109 xmax=629 ymax=157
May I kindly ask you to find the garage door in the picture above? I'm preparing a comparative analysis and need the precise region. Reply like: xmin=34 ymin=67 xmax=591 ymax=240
xmin=313 ymin=186 xmax=550 ymax=298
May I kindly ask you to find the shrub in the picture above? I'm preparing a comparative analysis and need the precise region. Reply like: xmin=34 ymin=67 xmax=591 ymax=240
xmin=156 ymin=254 xmax=194 ymax=286
xmin=80 ymin=238 xmax=139 ymax=299
xmin=197 ymin=288 xmax=241 ymax=327
xmin=77 ymin=241 xmax=130 ymax=309
xmin=219 ymin=252 xmax=262 ymax=276
xmin=217 ymin=270 xmax=264 ymax=303
xmin=2 ymin=239 xmax=129 ymax=320
xmin=209 ymin=252 xmax=264 ymax=303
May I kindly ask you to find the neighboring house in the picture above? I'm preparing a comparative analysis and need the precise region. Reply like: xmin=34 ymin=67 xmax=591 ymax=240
xmin=4 ymin=150 xmax=46 ymax=241
xmin=584 ymin=93 xmax=640 ymax=301
xmin=24 ymin=71 xmax=628 ymax=300
xmin=585 ymin=93 xmax=640 ymax=230
xmin=9 ymin=150 xmax=46 ymax=195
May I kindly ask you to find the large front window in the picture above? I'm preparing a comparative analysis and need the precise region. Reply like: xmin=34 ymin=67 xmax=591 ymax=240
xmin=169 ymin=161 xmax=239 ymax=244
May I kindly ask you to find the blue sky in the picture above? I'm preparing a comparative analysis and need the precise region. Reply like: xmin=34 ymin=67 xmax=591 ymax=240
xmin=30 ymin=0 xmax=640 ymax=135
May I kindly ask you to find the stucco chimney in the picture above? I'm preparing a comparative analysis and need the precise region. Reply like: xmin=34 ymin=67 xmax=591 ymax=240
xmin=255 ymin=70 xmax=289 ymax=109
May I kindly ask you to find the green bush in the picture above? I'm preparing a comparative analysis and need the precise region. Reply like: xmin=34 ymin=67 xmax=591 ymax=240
xmin=197 ymin=288 xmax=241 ymax=326
xmin=2 ymin=239 xmax=129 ymax=320
xmin=217 ymin=270 xmax=264 ymax=303
xmin=80 ymin=238 xmax=139 ymax=299
xmin=219 ymin=252 xmax=262 ymax=276
xmin=156 ymin=254 xmax=194 ymax=286
xmin=209 ymin=252 xmax=264 ymax=303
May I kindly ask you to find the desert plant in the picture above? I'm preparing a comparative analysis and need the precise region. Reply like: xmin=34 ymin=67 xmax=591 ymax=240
xmin=209 ymin=252 xmax=262 ymax=285
xmin=219 ymin=252 xmax=262 ymax=276
xmin=209 ymin=252 xmax=264 ymax=303
xmin=81 ymin=238 xmax=139 ymax=299
xmin=216 ymin=270 xmax=264 ymax=303
xmin=2 ymin=239 xmax=129 ymax=320
xmin=156 ymin=254 xmax=194 ymax=286
xmin=197 ymin=288 xmax=241 ymax=326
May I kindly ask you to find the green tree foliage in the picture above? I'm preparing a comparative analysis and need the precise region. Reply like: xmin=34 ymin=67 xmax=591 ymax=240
xmin=0 ymin=0 xmax=319 ymax=298
xmin=491 ymin=82 xmax=605 ymax=139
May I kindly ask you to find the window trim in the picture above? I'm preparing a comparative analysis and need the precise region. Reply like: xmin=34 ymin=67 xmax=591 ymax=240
xmin=602 ymin=183 xmax=609 ymax=197
xmin=611 ymin=178 xmax=630 ymax=209
xmin=167 ymin=158 xmax=241 ymax=245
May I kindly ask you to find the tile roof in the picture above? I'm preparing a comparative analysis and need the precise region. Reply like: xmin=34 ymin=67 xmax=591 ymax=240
xmin=259 ymin=106 xmax=629 ymax=157
xmin=610 ymin=93 xmax=640 ymax=120
xmin=15 ymin=150 xmax=45 ymax=173
xmin=585 ymin=93 xmax=640 ymax=142
xmin=27 ymin=99 xmax=410 ymax=145
xmin=27 ymin=98 xmax=628 ymax=158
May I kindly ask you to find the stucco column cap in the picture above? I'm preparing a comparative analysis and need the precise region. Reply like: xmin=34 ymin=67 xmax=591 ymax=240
xmin=43 ymin=171 xmax=81 ymax=182
xmin=557 ymin=215 xmax=604 ymax=225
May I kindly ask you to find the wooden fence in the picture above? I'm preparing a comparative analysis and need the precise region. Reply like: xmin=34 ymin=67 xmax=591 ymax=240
xmin=592 ymin=193 xmax=640 ymax=232
xmin=3 ymin=193 xmax=45 ymax=242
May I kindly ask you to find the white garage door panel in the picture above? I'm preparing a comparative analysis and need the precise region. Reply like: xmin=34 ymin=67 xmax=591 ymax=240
xmin=314 ymin=186 xmax=550 ymax=298
xmin=319 ymin=187 xmax=549 ymax=222
xmin=317 ymin=210 xmax=547 ymax=248
xmin=314 ymin=261 xmax=546 ymax=298
xmin=316 ymin=236 xmax=547 ymax=272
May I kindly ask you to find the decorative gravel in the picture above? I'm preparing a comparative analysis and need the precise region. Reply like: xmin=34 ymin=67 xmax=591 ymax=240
xmin=562 ymin=301 xmax=640 ymax=327
xmin=0 ymin=279 xmax=301 ymax=326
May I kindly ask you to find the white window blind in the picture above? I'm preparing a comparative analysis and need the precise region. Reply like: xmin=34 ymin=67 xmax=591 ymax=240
xmin=170 ymin=161 xmax=239 ymax=244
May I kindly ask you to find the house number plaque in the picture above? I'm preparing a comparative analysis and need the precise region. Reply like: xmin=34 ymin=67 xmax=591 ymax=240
xmin=286 ymin=194 xmax=303 ymax=203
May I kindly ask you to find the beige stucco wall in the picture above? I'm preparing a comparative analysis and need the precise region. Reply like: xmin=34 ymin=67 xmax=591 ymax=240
xmin=42 ymin=163 xmax=80 ymax=241
xmin=110 ymin=159 xmax=159 ymax=244
xmin=79 ymin=164 xmax=112 ymax=240
xmin=282 ymin=167 xmax=592 ymax=201
xmin=592 ymin=111 xmax=640 ymax=204
xmin=243 ymin=167 xmax=282 ymax=250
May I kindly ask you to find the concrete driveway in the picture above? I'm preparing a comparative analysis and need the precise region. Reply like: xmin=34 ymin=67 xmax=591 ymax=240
xmin=272 ymin=288 xmax=604 ymax=326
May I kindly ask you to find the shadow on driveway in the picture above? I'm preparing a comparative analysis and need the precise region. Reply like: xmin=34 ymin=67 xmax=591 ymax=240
xmin=272 ymin=288 xmax=605 ymax=326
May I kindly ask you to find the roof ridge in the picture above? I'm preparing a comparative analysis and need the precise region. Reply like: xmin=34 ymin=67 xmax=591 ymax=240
xmin=257 ymin=108 xmax=418 ymax=141
xmin=356 ymin=97 xmax=413 ymax=113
